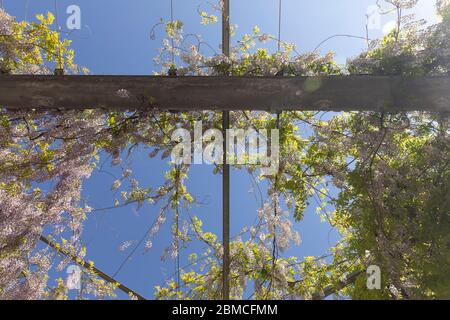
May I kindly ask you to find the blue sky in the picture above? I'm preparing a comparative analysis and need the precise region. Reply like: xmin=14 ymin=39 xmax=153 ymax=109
xmin=2 ymin=0 xmax=439 ymax=299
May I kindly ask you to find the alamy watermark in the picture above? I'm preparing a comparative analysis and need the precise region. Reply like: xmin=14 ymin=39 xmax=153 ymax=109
xmin=366 ymin=265 xmax=381 ymax=290
xmin=66 ymin=265 xmax=82 ymax=291
xmin=171 ymin=121 xmax=279 ymax=176
xmin=66 ymin=5 xmax=81 ymax=30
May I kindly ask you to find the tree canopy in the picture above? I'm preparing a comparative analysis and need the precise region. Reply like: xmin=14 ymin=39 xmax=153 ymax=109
xmin=0 ymin=0 xmax=449 ymax=300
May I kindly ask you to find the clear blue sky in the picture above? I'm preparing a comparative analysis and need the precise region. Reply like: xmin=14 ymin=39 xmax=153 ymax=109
xmin=2 ymin=0 xmax=438 ymax=299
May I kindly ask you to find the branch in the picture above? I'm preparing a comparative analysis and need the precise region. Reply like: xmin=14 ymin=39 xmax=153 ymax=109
xmin=312 ymin=270 xmax=364 ymax=300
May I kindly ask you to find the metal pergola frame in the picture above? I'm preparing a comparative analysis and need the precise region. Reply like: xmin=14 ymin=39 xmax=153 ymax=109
xmin=2 ymin=0 xmax=450 ymax=301
xmin=1 ymin=75 xmax=449 ymax=112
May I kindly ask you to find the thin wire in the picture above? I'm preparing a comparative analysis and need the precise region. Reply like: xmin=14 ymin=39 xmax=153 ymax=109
xmin=112 ymin=213 xmax=162 ymax=278
xmin=170 ymin=0 xmax=175 ymax=65
xmin=54 ymin=0 xmax=63 ymax=70
xmin=277 ymin=0 xmax=282 ymax=52
xmin=276 ymin=0 xmax=283 ymax=129
xmin=273 ymin=1 xmax=282 ymax=296
xmin=221 ymin=0 xmax=231 ymax=300
xmin=171 ymin=0 xmax=180 ymax=289
xmin=175 ymin=166 xmax=181 ymax=291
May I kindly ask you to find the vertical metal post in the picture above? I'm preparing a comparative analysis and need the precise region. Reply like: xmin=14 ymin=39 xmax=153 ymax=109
xmin=222 ymin=0 xmax=230 ymax=301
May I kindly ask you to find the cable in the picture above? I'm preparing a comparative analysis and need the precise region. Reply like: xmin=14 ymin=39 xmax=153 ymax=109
xmin=169 ymin=1 xmax=180 ymax=289
xmin=171 ymin=0 xmax=174 ymax=64
xmin=168 ymin=0 xmax=177 ymax=76
xmin=174 ymin=165 xmax=181 ymax=291
xmin=111 ymin=209 xmax=166 ymax=278
xmin=272 ymin=1 xmax=283 ymax=296
xmin=221 ymin=0 xmax=231 ymax=301
xmin=277 ymin=0 xmax=282 ymax=52
xmin=276 ymin=0 xmax=283 ymax=161
xmin=54 ymin=0 xmax=64 ymax=74
xmin=276 ymin=0 xmax=283 ymax=139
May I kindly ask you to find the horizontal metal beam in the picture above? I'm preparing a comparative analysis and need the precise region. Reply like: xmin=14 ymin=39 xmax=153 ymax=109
xmin=1 ymin=75 xmax=449 ymax=111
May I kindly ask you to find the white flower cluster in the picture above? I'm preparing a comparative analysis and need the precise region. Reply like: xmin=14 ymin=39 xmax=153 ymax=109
xmin=258 ymin=195 xmax=301 ymax=252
